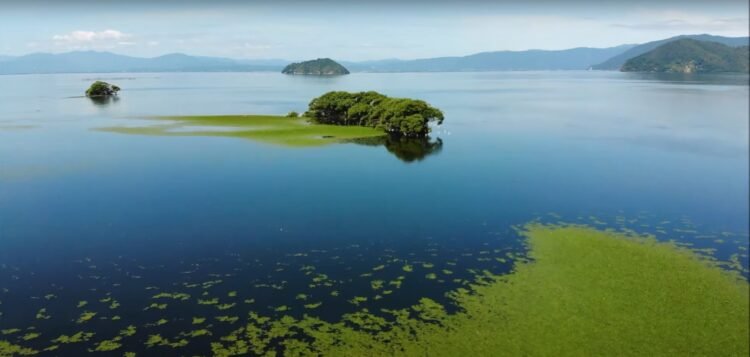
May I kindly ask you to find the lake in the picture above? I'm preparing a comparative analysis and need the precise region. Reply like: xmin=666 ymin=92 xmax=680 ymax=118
xmin=0 ymin=71 xmax=748 ymax=355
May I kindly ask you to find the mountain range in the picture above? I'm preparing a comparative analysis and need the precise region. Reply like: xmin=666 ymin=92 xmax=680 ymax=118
xmin=0 ymin=34 xmax=747 ymax=75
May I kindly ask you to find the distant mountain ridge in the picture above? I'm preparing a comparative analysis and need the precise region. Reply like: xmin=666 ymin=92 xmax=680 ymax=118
xmin=1 ymin=34 xmax=748 ymax=74
xmin=343 ymin=45 xmax=636 ymax=72
xmin=0 ymin=51 xmax=285 ymax=74
xmin=592 ymin=34 xmax=748 ymax=70
xmin=621 ymin=39 xmax=749 ymax=73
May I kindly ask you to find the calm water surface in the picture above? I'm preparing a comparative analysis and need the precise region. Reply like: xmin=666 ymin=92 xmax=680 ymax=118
xmin=0 ymin=71 xmax=748 ymax=355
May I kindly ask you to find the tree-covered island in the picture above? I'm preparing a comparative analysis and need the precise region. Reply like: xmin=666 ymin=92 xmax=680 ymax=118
xmin=304 ymin=91 xmax=444 ymax=137
xmin=282 ymin=58 xmax=350 ymax=75
xmin=85 ymin=81 xmax=120 ymax=97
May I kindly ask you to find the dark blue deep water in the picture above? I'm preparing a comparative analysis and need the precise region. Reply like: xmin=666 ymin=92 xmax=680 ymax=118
xmin=0 ymin=71 xmax=748 ymax=355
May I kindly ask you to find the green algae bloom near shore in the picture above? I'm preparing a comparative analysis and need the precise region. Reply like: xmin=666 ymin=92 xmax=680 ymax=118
xmin=1 ymin=223 xmax=747 ymax=356
xmin=98 ymin=115 xmax=386 ymax=147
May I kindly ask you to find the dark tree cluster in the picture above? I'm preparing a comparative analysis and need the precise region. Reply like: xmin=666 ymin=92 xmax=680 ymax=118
xmin=85 ymin=81 xmax=120 ymax=97
xmin=304 ymin=91 xmax=444 ymax=137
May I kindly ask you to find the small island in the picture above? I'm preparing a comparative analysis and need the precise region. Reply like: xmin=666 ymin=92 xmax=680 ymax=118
xmin=305 ymin=91 xmax=443 ymax=137
xmin=100 ymin=91 xmax=443 ymax=149
xmin=621 ymin=39 xmax=749 ymax=73
xmin=85 ymin=81 xmax=120 ymax=97
xmin=282 ymin=58 xmax=350 ymax=75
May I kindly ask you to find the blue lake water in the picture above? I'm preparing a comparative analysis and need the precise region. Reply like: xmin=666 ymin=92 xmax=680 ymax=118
xmin=0 ymin=71 xmax=748 ymax=355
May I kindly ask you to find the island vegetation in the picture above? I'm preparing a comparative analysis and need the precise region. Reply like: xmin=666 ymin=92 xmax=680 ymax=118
xmin=621 ymin=39 xmax=749 ymax=73
xmin=305 ymin=91 xmax=444 ymax=137
xmin=281 ymin=58 xmax=350 ymax=75
xmin=85 ymin=81 xmax=120 ymax=97
xmin=99 ymin=115 xmax=384 ymax=147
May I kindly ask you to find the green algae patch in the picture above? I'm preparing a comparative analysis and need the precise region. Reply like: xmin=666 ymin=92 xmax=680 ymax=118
xmin=0 ymin=340 xmax=37 ymax=356
xmin=207 ymin=223 xmax=749 ymax=356
xmin=98 ymin=115 xmax=385 ymax=147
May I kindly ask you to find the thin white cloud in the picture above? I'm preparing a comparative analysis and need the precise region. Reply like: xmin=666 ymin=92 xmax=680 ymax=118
xmin=52 ymin=29 xmax=130 ymax=43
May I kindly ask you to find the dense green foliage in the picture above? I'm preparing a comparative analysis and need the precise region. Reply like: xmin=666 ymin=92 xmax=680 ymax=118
xmin=281 ymin=58 xmax=349 ymax=75
xmin=622 ymin=39 xmax=749 ymax=73
xmin=85 ymin=81 xmax=120 ymax=97
xmin=304 ymin=91 xmax=444 ymax=137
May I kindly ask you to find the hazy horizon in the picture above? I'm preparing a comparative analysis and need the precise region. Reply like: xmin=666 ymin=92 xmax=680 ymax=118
xmin=1 ymin=0 xmax=748 ymax=61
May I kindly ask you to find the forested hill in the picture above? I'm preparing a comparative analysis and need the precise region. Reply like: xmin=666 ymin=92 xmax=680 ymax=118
xmin=621 ymin=39 xmax=749 ymax=73
xmin=281 ymin=58 xmax=350 ymax=75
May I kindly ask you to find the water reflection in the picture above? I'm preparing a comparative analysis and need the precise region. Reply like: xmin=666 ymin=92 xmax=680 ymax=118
xmin=623 ymin=72 xmax=750 ymax=86
xmin=88 ymin=95 xmax=120 ymax=106
xmin=350 ymin=135 xmax=443 ymax=163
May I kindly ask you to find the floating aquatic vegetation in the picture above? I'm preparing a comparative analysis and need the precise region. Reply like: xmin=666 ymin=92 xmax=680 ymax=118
xmin=76 ymin=311 xmax=97 ymax=324
xmin=35 ymin=308 xmax=50 ymax=320
xmin=203 ymin=223 xmax=749 ymax=356
xmin=348 ymin=296 xmax=367 ymax=306
xmin=215 ymin=316 xmax=239 ymax=324
xmin=119 ymin=325 xmax=136 ymax=337
xmin=152 ymin=292 xmax=190 ymax=301
xmin=370 ymin=280 xmax=384 ymax=290
xmin=144 ymin=303 xmax=167 ymax=310
xmin=1 ymin=218 xmax=746 ymax=355
xmin=183 ymin=329 xmax=211 ymax=338
xmin=192 ymin=317 xmax=206 ymax=325
xmin=0 ymin=340 xmax=37 ymax=356
xmin=425 ymin=273 xmax=437 ymax=280
xmin=402 ymin=264 xmax=414 ymax=272
xmin=0 ymin=329 xmax=19 ymax=335
xmin=198 ymin=298 xmax=219 ymax=305
xmin=216 ymin=303 xmax=236 ymax=311
xmin=92 ymin=338 xmax=122 ymax=352
xmin=227 ymin=291 xmax=237 ymax=297
xmin=20 ymin=332 xmax=39 ymax=341
xmin=304 ymin=302 xmax=322 ymax=309
xmin=51 ymin=331 xmax=94 ymax=344
xmin=76 ymin=301 xmax=88 ymax=308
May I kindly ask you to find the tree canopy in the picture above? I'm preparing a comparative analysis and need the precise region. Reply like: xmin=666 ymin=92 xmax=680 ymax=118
xmin=282 ymin=58 xmax=350 ymax=75
xmin=304 ymin=91 xmax=444 ymax=137
xmin=85 ymin=81 xmax=120 ymax=97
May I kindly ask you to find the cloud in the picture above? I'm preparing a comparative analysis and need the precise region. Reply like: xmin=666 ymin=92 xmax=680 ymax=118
xmin=50 ymin=29 xmax=135 ymax=51
xmin=53 ymin=29 xmax=130 ymax=43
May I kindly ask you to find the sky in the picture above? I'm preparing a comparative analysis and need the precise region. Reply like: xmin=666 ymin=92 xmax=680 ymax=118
xmin=1 ymin=0 xmax=748 ymax=61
